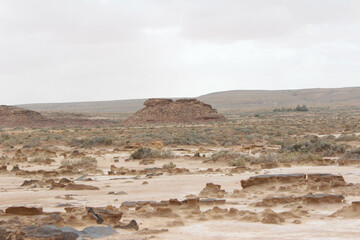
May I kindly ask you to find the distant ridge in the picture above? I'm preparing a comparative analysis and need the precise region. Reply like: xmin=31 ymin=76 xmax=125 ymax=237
xmin=18 ymin=87 xmax=360 ymax=113
xmin=198 ymin=87 xmax=360 ymax=110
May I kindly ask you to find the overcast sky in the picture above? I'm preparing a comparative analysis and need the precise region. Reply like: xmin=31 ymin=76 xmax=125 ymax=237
xmin=1 ymin=0 xmax=360 ymax=105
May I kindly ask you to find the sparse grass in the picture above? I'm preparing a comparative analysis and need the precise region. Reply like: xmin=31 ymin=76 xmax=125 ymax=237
xmin=210 ymin=150 xmax=239 ymax=162
xmin=336 ymin=134 xmax=360 ymax=142
xmin=61 ymin=156 xmax=97 ymax=167
xmin=210 ymin=150 xmax=256 ymax=166
xmin=343 ymin=148 xmax=360 ymax=160
xmin=70 ymin=136 xmax=113 ymax=148
xmin=229 ymin=158 xmax=246 ymax=167
xmin=281 ymin=135 xmax=347 ymax=157
xmin=29 ymin=157 xmax=55 ymax=164
xmin=277 ymin=152 xmax=322 ymax=164
xmin=1 ymin=108 xmax=359 ymax=154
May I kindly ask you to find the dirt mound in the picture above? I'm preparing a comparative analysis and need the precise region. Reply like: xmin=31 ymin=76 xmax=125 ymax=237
xmin=123 ymin=98 xmax=226 ymax=125
xmin=0 ymin=105 xmax=55 ymax=128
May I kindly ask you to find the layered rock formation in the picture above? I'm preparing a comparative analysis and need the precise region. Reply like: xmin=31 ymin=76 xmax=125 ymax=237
xmin=123 ymin=99 xmax=226 ymax=125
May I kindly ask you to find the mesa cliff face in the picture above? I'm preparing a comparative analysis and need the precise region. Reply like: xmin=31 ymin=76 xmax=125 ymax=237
xmin=123 ymin=99 xmax=226 ymax=125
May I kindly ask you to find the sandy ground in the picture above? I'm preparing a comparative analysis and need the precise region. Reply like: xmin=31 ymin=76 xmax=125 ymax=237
xmin=2 ymin=146 xmax=360 ymax=239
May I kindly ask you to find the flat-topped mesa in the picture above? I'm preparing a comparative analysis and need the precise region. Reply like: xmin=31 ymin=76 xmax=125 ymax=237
xmin=123 ymin=98 xmax=226 ymax=125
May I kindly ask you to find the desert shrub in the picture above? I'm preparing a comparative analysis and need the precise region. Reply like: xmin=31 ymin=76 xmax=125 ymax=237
xmin=131 ymin=147 xmax=173 ymax=159
xmin=23 ymin=141 xmax=41 ymax=148
xmin=162 ymin=162 xmax=176 ymax=169
xmin=343 ymin=148 xmax=360 ymax=160
xmin=61 ymin=156 xmax=97 ymax=167
xmin=277 ymin=152 xmax=322 ymax=163
xmin=295 ymin=104 xmax=309 ymax=112
xmin=70 ymin=136 xmax=113 ymax=148
xmin=258 ymin=153 xmax=278 ymax=163
xmin=336 ymin=134 xmax=360 ymax=142
xmin=281 ymin=135 xmax=347 ymax=157
xmin=194 ymin=152 xmax=201 ymax=157
xmin=247 ymin=153 xmax=278 ymax=165
xmin=210 ymin=150 xmax=255 ymax=166
xmin=273 ymin=105 xmax=309 ymax=112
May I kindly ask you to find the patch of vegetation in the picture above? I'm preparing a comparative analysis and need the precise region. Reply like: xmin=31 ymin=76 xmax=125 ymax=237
xmin=131 ymin=147 xmax=173 ymax=159
xmin=70 ymin=136 xmax=113 ymax=148
xmin=210 ymin=150 xmax=239 ymax=162
xmin=29 ymin=157 xmax=55 ymax=164
xmin=229 ymin=157 xmax=246 ymax=167
xmin=343 ymin=148 xmax=360 ymax=160
xmin=61 ymin=156 xmax=97 ymax=167
xmin=273 ymin=104 xmax=309 ymax=112
xmin=277 ymin=152 xmax=322 ymax=164
xmin=210 ymin=150 xmax=255 ymax=166
xmin=336 ymin=134 xmax=360 ymax=142
xmin=281 ymin=135 xmax=347 ymax=157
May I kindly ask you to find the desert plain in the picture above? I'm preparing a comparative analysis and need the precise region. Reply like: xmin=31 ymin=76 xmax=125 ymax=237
xmin=1 ymin=99 xmax=360 ymax=240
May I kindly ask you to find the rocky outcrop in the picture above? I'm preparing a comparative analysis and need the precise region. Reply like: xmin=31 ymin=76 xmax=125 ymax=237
xmin=240 ymin=173 xmax=345 ymax=189
xmin=123 ymin=99 xmax=226 ymax=125
xmin=255 ymin=194 xmax=345 ymax=207
xmin=199 ymin=183 xmax=226 ymax=198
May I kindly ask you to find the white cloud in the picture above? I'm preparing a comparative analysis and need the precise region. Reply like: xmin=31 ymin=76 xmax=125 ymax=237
xmin=0 ymin=0 xmax=359 ymax=104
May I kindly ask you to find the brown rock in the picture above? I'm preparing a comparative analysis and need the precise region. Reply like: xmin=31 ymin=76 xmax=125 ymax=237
xmin=5 ymin=206 xmax=43 ymax=215
xmin=199 ymin=183 xmax=226 ymax=198
xmin=114 ymin=220 xmax=139 ymax=231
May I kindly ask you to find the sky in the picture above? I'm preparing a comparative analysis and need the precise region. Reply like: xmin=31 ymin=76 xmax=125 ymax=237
xmin=1 ymin=0 xmax=360 ymax=105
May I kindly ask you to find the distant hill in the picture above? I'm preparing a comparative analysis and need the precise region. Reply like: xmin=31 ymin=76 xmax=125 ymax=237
xmin=0 ymin=105 xmax=55 ymax=127
xmin=197 ymin=87 xmax=360 ymax=110
xmin=18 ymin=87 xmax=360 ymax=113
xmin=19 ymin=99 xmax=146 ymax=113
xmin=0 ymin=105 xmax=118 ymax=127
